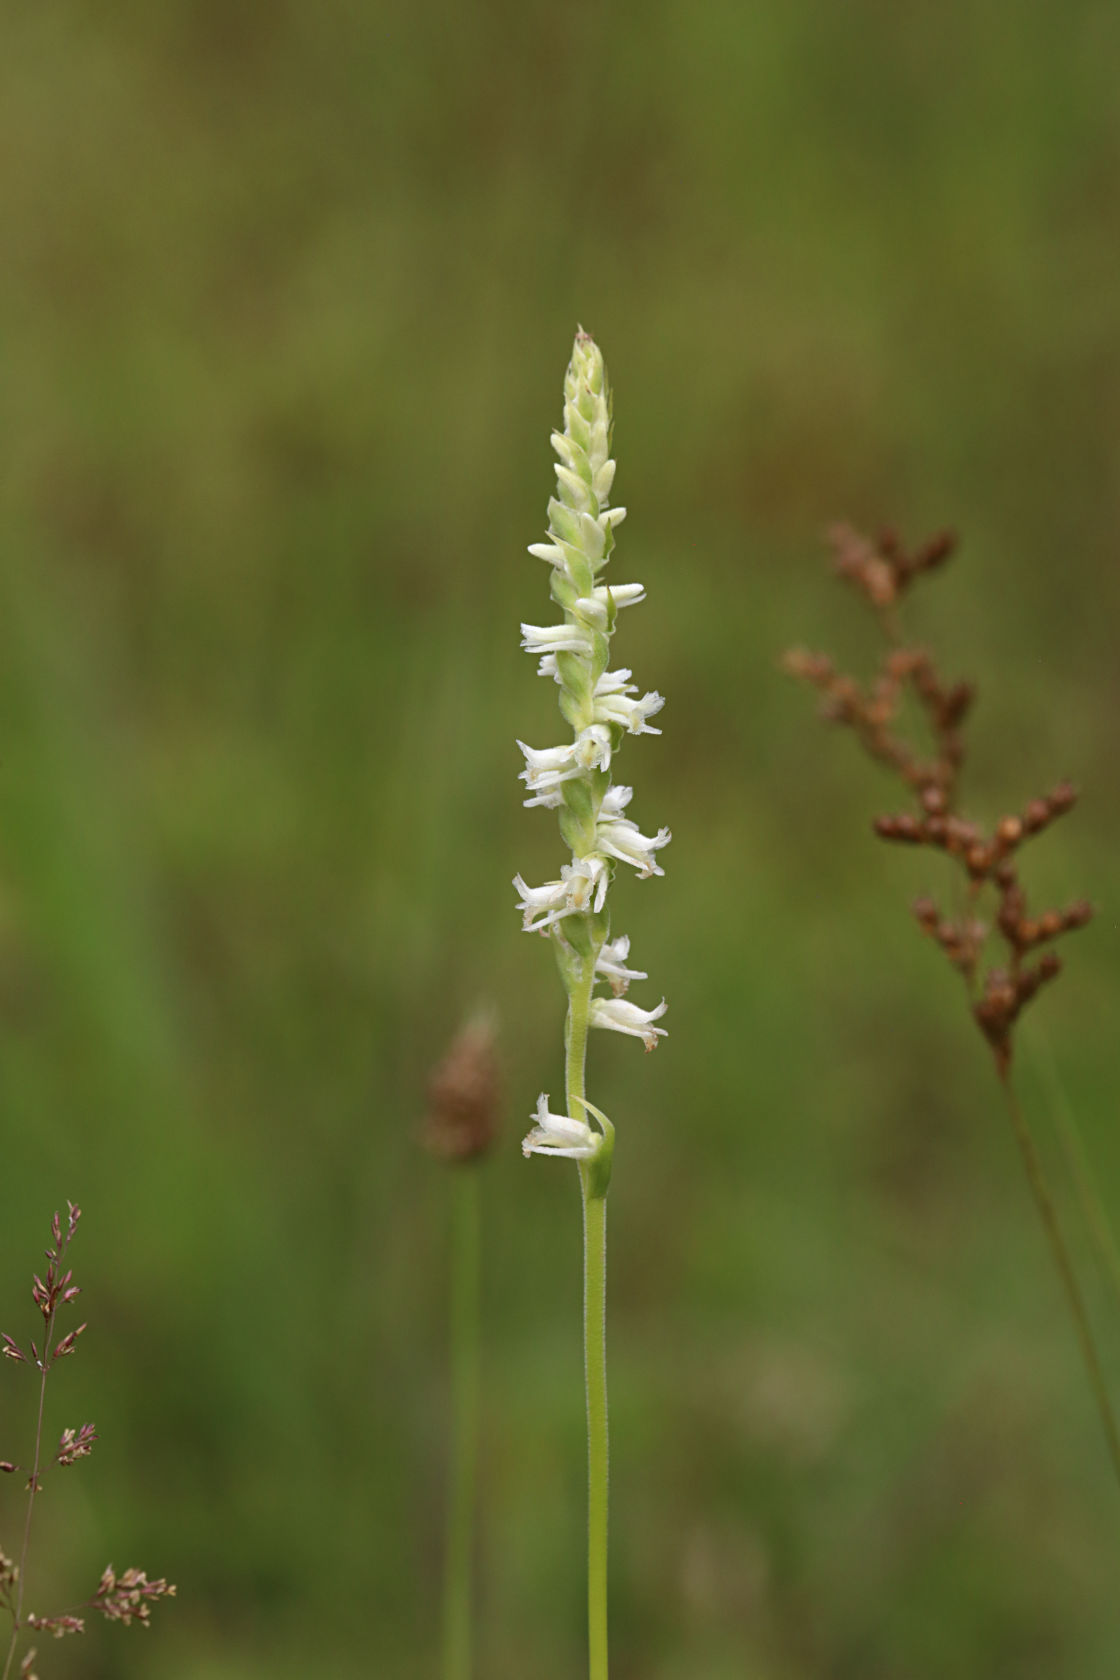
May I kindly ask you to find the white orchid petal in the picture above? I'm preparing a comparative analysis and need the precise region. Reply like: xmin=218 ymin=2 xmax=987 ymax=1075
xmin=595 ymin=935 xmax=648 ymax=995
xmin=522 ymin=1093 xmax=603 ymax=1161
xmin=590 ymin=996 xmax=668 ymax=1051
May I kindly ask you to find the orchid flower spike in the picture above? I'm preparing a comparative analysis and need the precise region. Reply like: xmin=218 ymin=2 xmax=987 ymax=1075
xmin=513 ymin=329 xmax=671 ymax=1172
xmin=511 ymin=331 xmax=670 ymax=1675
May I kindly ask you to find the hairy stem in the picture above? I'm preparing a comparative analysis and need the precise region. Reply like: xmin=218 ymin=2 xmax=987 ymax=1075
xmin=1000 ymin=1075 xmax=1120 ymax=1491
xmin=442 ymin=1168 xmax=481 ymax=1680
xmin=567 ymin=949 xmax=609 ymax=1680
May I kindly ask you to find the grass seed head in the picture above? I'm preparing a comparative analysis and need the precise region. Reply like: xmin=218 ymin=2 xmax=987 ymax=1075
xmin=422 ymin=1013 xmax=503 ymax=1166
xmin=787 ymin=522 xmax=1092 ymax=1075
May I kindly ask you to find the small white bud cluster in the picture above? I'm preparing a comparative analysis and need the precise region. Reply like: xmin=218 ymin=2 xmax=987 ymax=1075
xmin=514 ymin=332 xmax=669 ymax=1163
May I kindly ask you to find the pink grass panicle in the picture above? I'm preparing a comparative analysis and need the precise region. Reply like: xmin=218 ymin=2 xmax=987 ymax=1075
xmin=0 ymin=1206 xmax=175 ymax=1680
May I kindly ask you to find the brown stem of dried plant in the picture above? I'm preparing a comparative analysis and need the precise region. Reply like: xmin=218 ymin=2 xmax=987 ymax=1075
xmin=786 ymin=521 xmax=1120 ymax=1492
xmin=999 ymin=1075 xmax=1120 ymax=1487
xmin=1 ymin=1206 xmax=173 ymax=1677
xmin=2 ymin=1208 xmax=81 ymax=1680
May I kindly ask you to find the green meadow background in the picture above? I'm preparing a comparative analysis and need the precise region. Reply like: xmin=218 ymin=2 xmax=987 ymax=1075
xmin=2 ymin=3 xmax=1119 ymax=1675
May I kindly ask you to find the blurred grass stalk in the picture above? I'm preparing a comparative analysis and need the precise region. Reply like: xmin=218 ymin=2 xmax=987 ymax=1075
xmin=1036 ymin=1039 xmax=1120 ymax=1321
xmin=443 ymin=1168 xmax=480 ymax=1680
xmin=998 ymin=1079 xmax=1120 ymax=1487
xmin=422 ymin=1013 xmax=502 ymax=1680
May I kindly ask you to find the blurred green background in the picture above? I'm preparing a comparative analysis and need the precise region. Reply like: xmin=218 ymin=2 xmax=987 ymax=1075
xmin=2 ymin=2 xmax=1120 ymax=1675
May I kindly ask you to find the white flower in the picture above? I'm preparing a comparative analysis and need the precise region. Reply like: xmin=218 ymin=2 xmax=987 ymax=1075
xmin=513 ymin=873 xmax=568 ymax=931
xmin=561 ymin=854 xmax=609 ymax=915
xmin=599 ymin=784 xmax=633 ymax=819
xmin=590 ymin=996 xmax=668 ymax=1051
xmin=520 ymin=784 xmax=566 ymax=811
xmin=516 ymin=333 xmax=671 ymax=1104
xmin=517 ymin=739 xmax=583 ymax=781
xmin=512 ymin=855 xmax=609 ymax=932
xmin=573 ymin=584 xmax=647 ymax=629
xmin=594 ymin=795 xmax=671 ymax=877
xmin=517 ymin=727 xmax=612 ymax=806
xmin=535 ymin=652 xmax=657 ymax=690
xmin=573 ymin=724 xmax=613 ymax=770
xmin=522 ymin=1093 xmax=603 ymax=1160
xmin=526 ymin=539 xmax=570 ymax=567
xmin=593 ymin=461 xmax=617 ymax=503
xmin=595 ymin=582 xmax=645 ymax=609
xmin=527 ymin=535 xmax=625 ymax=580
xmin=594 ymin=935 xmax=647 ymax=995
xmin=592 ymin=670 xmax=664 ymax=736
xmin=520 ymin=621 xmax=593 ymax=658
xmin=593 ymin=668 xmax=634 ymax=696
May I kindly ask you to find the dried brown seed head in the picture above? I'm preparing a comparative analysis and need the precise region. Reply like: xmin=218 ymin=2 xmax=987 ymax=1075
xmin=93 ymin=1565 xmax=176 ymax=1626
xmin=57 ymin=1423 xmax=97 ymax=1466
xmin=422 ymin=1013 xmax=503 ymax=1165
xmin=912 ymin=896 xmax=940 ymax=931
xmin=788 ymin=519 xmax=1091 ymax=1074
xmin=912 ymin=528 xmax=958 ymax=573
xmin=939 ymin=681 xmax=975 ymax=728
xmin=25 ymin=1613 xmax=84 ymax=1637
xmin=995 ymin=815 xmax=1023 ymax=849
xmin=1066 ymin=899 xmax=1094 ymax=930
xmin=781 ymin=647 xmax=834 ymax=683
xmin=1016 ymin=953 xmax=1062 ymax=1009
xmin=965 ymin=843 xmax=992 ymax=877
xmin=873 ymin=813 xmax=923 ymax=844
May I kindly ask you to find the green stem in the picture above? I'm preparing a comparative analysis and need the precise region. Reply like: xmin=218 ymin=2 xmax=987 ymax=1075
xmin=442 ymin=1168 xmax=480 ymax=1680
xmin=566 ymin=948 xmax=609 ymax=1680
xmin=1035 ymin=1040 xmax=1120 ymax=1322
xmin=580 ymin=1186 xmax=609 ymax=1680
xmin=1000 ymin=1075 xmax=1120 ymax=1493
